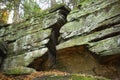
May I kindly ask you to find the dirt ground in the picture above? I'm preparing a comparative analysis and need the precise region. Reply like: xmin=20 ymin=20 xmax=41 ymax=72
xmin=0 ymin=70 xmax=68 ymax=80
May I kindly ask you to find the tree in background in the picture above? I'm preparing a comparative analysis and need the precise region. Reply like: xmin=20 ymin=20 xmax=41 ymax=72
xmin=0 ymin=0 xmax=42 ymax=23
xmin=50 ymin=0 xmax=57 ymax=7
xmin=0 ymin=0 xmax=10 ymax=24
xmin=22 ymin=0 xmax=41 ymax=19
xmin=0 ymin=0 xmax=84 ymax=24
xmin=0 ymin=0 xmax=21 ymax=23
xmin=0 ymin=8 xmax=9 ymax=24
xmin=13 ymin=0 xmax=21 ymax=23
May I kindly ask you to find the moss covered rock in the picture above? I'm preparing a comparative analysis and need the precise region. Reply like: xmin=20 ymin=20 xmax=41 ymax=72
xmin=0 ymin=4 xmax=70 ymax=75
xmin=59 ymin=0 xmax=120 ymax=57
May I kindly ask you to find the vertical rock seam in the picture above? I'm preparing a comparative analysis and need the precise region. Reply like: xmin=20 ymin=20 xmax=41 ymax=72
xmin=42 ymin=5 xmax=70 ymax=68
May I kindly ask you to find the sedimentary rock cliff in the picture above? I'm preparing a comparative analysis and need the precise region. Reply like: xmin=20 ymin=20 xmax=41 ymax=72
xmin=58 ymin=0 xmax=120 ymax=57
xmin=0 ymin=0 xmax=120 ymax=79
xmin=0 ymin=4 xmax=70 ymax=74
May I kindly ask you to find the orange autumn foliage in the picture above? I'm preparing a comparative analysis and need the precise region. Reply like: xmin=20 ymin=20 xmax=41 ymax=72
xmin=0 ymin=9 xmax=9 ymax=24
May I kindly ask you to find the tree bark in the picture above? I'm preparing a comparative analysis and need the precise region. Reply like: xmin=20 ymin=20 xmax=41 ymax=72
xmin=51 ymin=0 xmax=57 ymax=7
xmin=13 ymin=0 xmax=21 ymax=23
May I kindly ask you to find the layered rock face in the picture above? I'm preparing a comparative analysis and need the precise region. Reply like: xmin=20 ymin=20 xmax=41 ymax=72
xmin=56 ymin=0 xmax=120 ymax=79
xmin=0 ymin=4 xmax=70 ymax=74
xmin=0 ymin=0 xmax=120 ymax=79
xmin=58 ymin=0 xmax=120 ymax=61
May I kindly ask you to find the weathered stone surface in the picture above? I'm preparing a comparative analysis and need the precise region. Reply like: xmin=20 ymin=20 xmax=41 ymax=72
xmin=0 ymin=14 xmax=52 ymax=74
xmin=3 ymin=18 xmax=46 ymax=42
xmin=89 ymin=35 xmax=120 ymax=56
xmin=43 ymin=4 xmax=70 ymax=29
xmin=67 ymin=0 xmax=119 ymax=21
xmin=60 ymin=0 xmax=120 ymax=39
xmin=58 ymin=0 xmax=120 ymax=58
xmin=57 ymin=24 xmax=120 ymax=50
xmin=0 ymin=4 xmax=70 ymax=75
xmin=2 ymin=48 xmax=47 ymax=74
xmin=0 ymin=1 xmax=120 ymax=79
xmin=43 ymin=10 xmax=66 ymax=29
xmin=7 ymin=30 xmax=50 ymax=56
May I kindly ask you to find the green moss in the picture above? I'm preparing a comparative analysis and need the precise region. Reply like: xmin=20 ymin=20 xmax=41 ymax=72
xmin=34 ymin=74 xmax=110 ymax=80
xmin=77 ymin=0 xmax=99 ymax=8
xmin=6 ymin=67 xmax=24 ymax=75
xmin=71 ymin=74 xmax=109 ymax=80
xmin=4 ymin=67 xmax=35 ymax=75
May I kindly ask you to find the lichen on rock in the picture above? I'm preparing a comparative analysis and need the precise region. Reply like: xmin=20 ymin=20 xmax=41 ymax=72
xmin=0 ymin=4 xmax=70 ymax=75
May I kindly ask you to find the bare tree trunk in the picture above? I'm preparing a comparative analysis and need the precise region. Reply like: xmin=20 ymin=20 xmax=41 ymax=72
xmin=13 ymin=0 xmax=21 ymax=23
xmin=62 ymin=0 xmax=64 ymax=3
xmin=50 ymin=0 xmax=56 ymax=7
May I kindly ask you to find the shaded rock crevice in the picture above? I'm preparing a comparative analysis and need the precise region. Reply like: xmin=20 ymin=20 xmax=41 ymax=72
xmin=91 ymin=15 xmax=120 ymax=33
xmin=0 ymin=4 xmax=71 ymax=75
xmin=89 ymin=23 xmax=120 ymax=43
xmin=0 ymin=41 xmax=8 ymax=67
xmin=42 ymin=6 xmax=71 ymax=69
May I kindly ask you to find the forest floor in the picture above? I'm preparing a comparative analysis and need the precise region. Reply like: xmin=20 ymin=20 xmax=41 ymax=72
xmin=0 ymin=70 xmax=68 ymax=80
xmin=0 ymin=69 xmax=109 ymax=80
